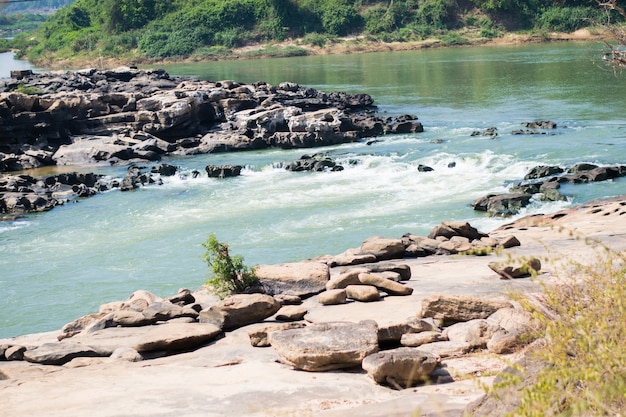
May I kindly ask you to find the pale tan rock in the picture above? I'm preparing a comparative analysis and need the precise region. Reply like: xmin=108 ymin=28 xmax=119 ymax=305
xmin=317 ymin=289 xmax=347 ymax=305
xmin=275 ymin=305 xmax=307 ymax=322
xmin=199 ymin=293 xmax=281 ymax=330
xmin=269 ymin=321 xmax=379 ymax=371
xmin=255 ymin=261 xmax=330 ymax=297
xmin=358 ymin=272 xmax=413 ymax=296
xmin=248 ymin=322 xmax=306 ymax=347
xmin=444 ymin=319 xmax=501 ymax=348
xmin=359 ymin=236 xmax=405 ymax=260
xmin=345 ymin=285 xmax=381 ymax=302
xmin=325 ymin=267 xmax=367 ymax=290
xmin=417 ymin=341 xmax=472 ymax=358
xmin=401 ymin=331 xmax=447 ymax=347
xmin=487 ymin=328 xmax=529 ymax=354
xmin=420 ymin=294 xmax=511 ymax=325
xmin=133 ymin=323 xmax=222 ymax=353
xmin=362 ymin=347 xmax=439 ymax=388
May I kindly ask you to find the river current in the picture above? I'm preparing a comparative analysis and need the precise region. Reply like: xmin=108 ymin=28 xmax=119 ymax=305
xmin=1 ymin=43 xmax=625 ymax=338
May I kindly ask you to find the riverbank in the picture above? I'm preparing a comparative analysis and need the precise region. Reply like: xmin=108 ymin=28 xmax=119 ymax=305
xmin=1 ymin=196 xmax=625 ymax=416
xmin=31 ymin=28 xmax=612 ymax=71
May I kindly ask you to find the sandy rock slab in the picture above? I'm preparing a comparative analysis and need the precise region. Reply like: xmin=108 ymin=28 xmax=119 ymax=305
xmin=269 ymin=321 xmax=379 ymax=371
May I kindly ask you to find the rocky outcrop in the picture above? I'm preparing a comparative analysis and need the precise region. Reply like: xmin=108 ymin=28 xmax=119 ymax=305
xmin=0 ymin=68 xmax=426 ymax=214
xmin=0 ymin=68 xmax=416 ymax=172
xmin=472 ymin=163 xmax=626 ymax=216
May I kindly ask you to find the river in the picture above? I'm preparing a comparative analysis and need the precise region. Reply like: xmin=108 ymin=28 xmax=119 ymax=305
xmin=1 ymin=42 xmax=625 ymax=338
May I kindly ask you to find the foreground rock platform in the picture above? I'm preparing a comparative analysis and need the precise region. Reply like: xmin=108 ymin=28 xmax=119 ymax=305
xmin=1 ymin=196 xmax=625 ymax=416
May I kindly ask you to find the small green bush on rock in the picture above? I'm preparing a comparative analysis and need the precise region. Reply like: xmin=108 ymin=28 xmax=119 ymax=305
xmin=203 ymin=234 xmax=258 ymax=298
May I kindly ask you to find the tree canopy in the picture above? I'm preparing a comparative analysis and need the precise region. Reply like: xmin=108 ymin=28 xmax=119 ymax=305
xmin=8 ymin=0 xmax=626 ymax=62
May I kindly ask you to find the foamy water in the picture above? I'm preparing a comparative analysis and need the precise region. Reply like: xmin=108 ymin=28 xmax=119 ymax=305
xmin=1 ymin=43 xmax=626 ymax=338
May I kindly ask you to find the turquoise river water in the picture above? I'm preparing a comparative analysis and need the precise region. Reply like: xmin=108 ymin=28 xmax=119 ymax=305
xmin=1 ymin=42 xmax=625 ymax=338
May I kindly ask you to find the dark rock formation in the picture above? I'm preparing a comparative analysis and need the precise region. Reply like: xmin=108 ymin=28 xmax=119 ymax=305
xmin=473 ymin=163 xmax=626 ymax=216
xmin=0 ymin=67 xmax=415 ymax=172
xmin=0 ymin=67 xmax=425 ymax=214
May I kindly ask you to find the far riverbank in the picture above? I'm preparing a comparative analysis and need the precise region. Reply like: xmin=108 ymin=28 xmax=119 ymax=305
xmin=29 ymin=28 xmax=613 ymax=71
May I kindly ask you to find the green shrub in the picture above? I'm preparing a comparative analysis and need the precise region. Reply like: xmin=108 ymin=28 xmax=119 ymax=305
xmin=15 ymin=83 xmax=44 ymax=95
xmin=536 ymin=6 xmax=600 ymax=33
xmin=415 ymin=0 xmax=456 ymax=30
xmin=191 ymin=46 xmax=233 ymax=60
xmin=202 ymin=234 xmax=258 ymax=298
xmin=438 ymin=31 xmax=469 ymax=45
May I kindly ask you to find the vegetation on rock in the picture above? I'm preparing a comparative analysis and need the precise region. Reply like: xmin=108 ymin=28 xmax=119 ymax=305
xmin=202 ymin=234 xmax=258 ymax=298
xmin=487 ymin=233 xmax=626 ymax=416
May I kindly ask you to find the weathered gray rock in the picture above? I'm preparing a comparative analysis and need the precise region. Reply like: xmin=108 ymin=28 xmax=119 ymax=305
xmin=420 ymin=294 xmax=511 ymax=325
xmin=5 ymin=345 xmax=26 ymax=361
xmin=317 ymin=289 xmax=348 ymax=305
xmin=273 ymin=294 xmax=302 ymax=306
xmin=110 ymin=310 xmax=153 ymax=327
xmin=400 ymin=331 xmax=447 ymax=347
xmin=269 ymin=321 xmax=379 ymax=371
xmin=345 ymin=285 xmax=381 ymax=302
xmin=524 ymin=165 xmax=564 ymax=180
xmin=362 ymin=347 xmax=439 ymax=388
xmin=198 ymin=293 xmax=281 ymax=330
xmin=205 ymin=164 xmax=242 ymax=178
xmin=428 ymin=221 xmax=487 ymax=241
xmin=141 ymin=300 xmax=199 ymax=322
xmin=472 ymin=193 xmax=533 ymax=216
xmin=248 ymin=322 xmax=306 ymax=347
xmin=23 ymin=342 xmax=108 ymax=365
xmin=255 ymin=261 xmax=330 ymax=297
xmin=358 ymin=272 xmax=413 ymax=296
xmin=444 ymin=319 xmax=501 ymax=349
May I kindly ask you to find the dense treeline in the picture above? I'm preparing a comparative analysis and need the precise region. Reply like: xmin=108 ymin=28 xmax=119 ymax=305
xmin=9 ymin=0 xmax=626 ymax=62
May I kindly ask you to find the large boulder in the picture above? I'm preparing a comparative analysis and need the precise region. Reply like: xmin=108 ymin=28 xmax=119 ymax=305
xmin=420 ymin=294 xmax=511 ymax=325
xmin=472 ymin=193 xmax=533 ymax=216
xmin=133 ymin=323 xmax=222 ymax=353
xmin=362 ymin=347 xmax=439 ymax=388
xmin=269 ymin=321 xmax=379 ymax=371
xmin=255 ymin=261 xmax=330 ymax=297
xmin=359 ymin=236 xmax=405 ymax=261
xmin=198 ymin=293 xmax=281 ymax=330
